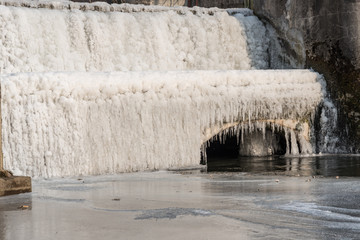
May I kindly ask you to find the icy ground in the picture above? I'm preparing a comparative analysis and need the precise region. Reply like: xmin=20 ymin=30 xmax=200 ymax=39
xmin=0 ymin=171 xmax=359 ymax=240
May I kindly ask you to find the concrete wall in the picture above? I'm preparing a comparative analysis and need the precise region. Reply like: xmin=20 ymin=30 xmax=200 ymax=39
xmin=248 ymin=0 xmax=360 ymax=152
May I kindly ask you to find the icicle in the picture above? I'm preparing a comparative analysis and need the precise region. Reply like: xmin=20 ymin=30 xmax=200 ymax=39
xmin=284 ymin=128 xmax=290 ymax=155
xmin=241 ymin=122 xmax=244 ymax=144
xmin=201 ymin=144 xmax=207 ymax=164
xmin=262 ymin=121 xmax=266 ymax=140
xmin=290 ymin=130 xmax=299 ymax=155
xmin=298 ymin=134 xmax=313 ymax=155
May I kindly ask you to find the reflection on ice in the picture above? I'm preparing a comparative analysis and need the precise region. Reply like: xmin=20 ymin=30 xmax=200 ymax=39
xmin=281 ymin=202 xmax=360 ymax=227
xmin=207 ymin=155 xmax=360 ymax=177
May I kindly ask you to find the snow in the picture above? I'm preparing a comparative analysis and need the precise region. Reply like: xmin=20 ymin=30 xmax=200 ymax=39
xmin=1 ymin=70 xmax=324 ymax=177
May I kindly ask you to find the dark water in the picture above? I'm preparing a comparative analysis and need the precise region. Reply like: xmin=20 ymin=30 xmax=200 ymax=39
xmin=207 ymin=154 xmax=360 ymax=177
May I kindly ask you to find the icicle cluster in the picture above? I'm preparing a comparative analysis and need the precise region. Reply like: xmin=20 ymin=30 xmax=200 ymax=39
xmin=202 ymin=120 xmax=313 ymax=162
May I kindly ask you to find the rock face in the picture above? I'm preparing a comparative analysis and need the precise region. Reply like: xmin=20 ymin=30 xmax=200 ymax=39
xmin=246 ymin=0 xmax=360 ymax=152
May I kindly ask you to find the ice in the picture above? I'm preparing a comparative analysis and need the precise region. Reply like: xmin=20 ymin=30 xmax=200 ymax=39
xmin=281 ymin=202 xmax=360 ymax=224
xmin=317 ymin=98 xmax=340 ymax=153
xmin=0 ymin=2 xmax=268 ymax=73
xmin=0 ymin=2 xmax=338 ymax=177
xmin=233 ymin=13 xmax=269 ymax=69
xmin=1 ymin=70 xmax=324 ymax=177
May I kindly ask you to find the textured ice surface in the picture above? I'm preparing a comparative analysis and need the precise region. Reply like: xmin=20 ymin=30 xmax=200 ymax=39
xmin=0 ymin=2 xmax=270 ymax=73
xmin=1 ymin=70 xmax=324 ymax=177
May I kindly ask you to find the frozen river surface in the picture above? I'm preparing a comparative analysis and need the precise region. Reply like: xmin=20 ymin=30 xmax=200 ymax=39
xmin=1 ymin=165 xmax=360 ymax=240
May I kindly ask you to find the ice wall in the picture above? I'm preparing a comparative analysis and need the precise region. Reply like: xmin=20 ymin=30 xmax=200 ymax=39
xmin=1 ymin=70 xmax=324 ymax=177
xmin=0 ymin=3 xmax=270 ymax=73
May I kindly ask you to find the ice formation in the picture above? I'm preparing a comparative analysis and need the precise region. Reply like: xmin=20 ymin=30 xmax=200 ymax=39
xmin=0 ymin=2 xmax=270 ymax=73
xmin=0 ymin=2 xmax=329 ymax=177
xmin=1 ymin=71 xmax=323 ymax=177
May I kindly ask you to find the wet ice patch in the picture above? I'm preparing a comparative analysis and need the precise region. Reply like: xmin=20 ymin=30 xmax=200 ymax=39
xmin=48 ymin=185 xmax=98 ymax=192
xmin=135 ymin=208 xmax=213 ymax=220
xmin=281 ymin=202 xmax=360 ymax=230
xmin=36 ymin=196 xmax=86 ymax=203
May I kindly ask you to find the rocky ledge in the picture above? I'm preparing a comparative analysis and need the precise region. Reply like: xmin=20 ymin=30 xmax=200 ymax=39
xmin=0 ymin=171 xmax=32 ymax=197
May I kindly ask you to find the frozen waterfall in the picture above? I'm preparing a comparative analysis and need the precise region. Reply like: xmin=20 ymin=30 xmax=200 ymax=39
xmin=1 ymin=70 xmax=324 ymax=177
xmin=0 ymin=3 xmax=269 ymax=73
xmin=0 ymin=2 xmax=329 ymax=177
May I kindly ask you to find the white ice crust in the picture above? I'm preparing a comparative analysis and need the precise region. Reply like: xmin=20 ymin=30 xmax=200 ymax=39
xmin=1 ymin=70 xmax=323 ymax=177
xmin=0 ymin=3 xmax=268 ymax=73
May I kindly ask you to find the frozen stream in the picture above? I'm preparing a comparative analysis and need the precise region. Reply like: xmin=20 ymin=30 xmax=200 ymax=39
xmin=1 ymin=165 xmax=360 ymax=240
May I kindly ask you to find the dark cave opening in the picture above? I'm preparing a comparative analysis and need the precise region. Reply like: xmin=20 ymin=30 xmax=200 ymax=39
xmin=203 ymin=129 xmax=288 ymax=172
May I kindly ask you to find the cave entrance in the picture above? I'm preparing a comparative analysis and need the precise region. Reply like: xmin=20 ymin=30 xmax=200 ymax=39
xmin=204 ymin=128 xmax=287 ymax=172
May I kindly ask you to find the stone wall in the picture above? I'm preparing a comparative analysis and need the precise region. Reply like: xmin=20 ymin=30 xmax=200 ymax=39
xmin=72 ymin=0 xmax=243 ymax=7
xmin=72 ymin=0 xmax=186 ymax=7
xmin=199 ymin=0 xmax=243 ymax=8
xmin=248 ymin=0 xmax=360 ymax=152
